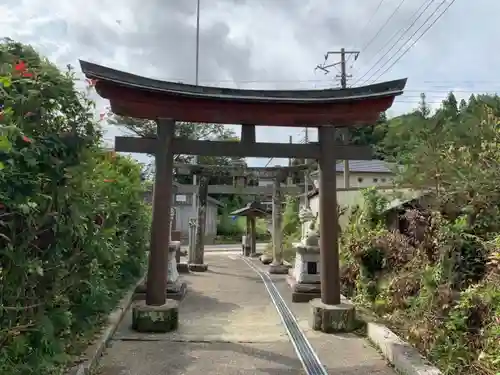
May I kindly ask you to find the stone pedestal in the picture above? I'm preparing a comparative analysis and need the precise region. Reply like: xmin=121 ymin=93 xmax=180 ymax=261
xmin=269 ymin=262 xmax=288 ymax=274
xmin=131 ymin=299 xmax=179 ymax=333
xmin=177 ymin=262 xmax=190 ymax=273
xmin=286 ymin=234 xmax=321 ymax=303
xmin=188 ymin=263 xmax=208 ymax=272
xmin=171 ymin=237 xmax=189 ymax=274
xmin=260 ymin=254 xmax=273 ymax=265
xmin=167 ymin=242 xmax=187 ymax=300
xmin=135 ymin=242 xmax=187 ymax=301
xmin=310 ymin=298 xmax=356 ymax=333
xmin=242 ymin=235 xmax=250 ymax=256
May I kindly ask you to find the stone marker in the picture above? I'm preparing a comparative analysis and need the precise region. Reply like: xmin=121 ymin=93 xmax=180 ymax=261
xmin=172 ymin=229 xmax=189 ymax=273
xmin=269 ymin=177 xmax=288 ymax=274
xmin=189 ymin=176 xmax=209 ymax=272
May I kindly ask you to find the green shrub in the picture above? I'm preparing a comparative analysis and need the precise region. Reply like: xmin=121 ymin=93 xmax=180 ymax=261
xmin=340 ymin=190 xmax=500 ymax=375
xmin=0 ymin=39 xmax=150 ymax=375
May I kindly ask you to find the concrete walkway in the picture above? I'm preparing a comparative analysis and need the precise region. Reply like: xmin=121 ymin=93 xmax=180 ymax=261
xmin=97 ymin=253 xmax=395 ymax=375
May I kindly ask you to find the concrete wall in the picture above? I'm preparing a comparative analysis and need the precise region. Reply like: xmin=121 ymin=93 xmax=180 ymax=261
xmin=173 ymin=192 xmax=218 ymax=244
xmin=312 ymin=172 xmax=394 ymax=189
xmin=143 ymin=190 xmax=219 ymax=244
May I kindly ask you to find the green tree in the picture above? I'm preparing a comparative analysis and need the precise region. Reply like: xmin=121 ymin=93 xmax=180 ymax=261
xmin=108 ymin=115 xmax=246 ymax=187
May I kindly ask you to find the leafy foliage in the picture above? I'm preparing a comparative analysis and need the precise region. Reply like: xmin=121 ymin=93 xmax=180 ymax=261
xmin=0 ymin=39 xmax=150 ymax=375
xmin=340 ymin=94 xmax=500 ymax=375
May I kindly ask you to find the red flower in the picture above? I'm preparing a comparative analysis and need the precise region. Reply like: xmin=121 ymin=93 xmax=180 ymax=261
xmin=15 ymin=61 xmax=26 ymax=72
xmin=22 ymin=135 xmax=32 ymax=143
xmin=22 ymin=71 xmax=33 ymax=78
xmin=103 ymin=179 xmax=115 ymax=183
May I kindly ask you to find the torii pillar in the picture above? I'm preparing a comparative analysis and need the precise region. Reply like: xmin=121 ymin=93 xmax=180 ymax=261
xmin=116 ymin=119 xmax=179 ymax=333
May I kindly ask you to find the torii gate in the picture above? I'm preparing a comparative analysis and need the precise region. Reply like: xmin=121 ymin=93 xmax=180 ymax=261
xmin=80 ymin=59 xmax=405 ymax=333
xmin=174 ymin=163 xmax=310 ymax=271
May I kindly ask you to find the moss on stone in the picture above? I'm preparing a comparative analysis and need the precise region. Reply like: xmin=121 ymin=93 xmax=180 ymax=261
xmin=131 ymin=300 xmax=179 ymax=333
xmin=310 ymin=299 xmax=356 ymax=333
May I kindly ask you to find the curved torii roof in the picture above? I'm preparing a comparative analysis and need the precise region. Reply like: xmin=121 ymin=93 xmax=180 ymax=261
xmin=80 ymin=60 xmax=406 ymax=126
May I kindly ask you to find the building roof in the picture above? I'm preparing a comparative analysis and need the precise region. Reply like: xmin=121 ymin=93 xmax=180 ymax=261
xmin=309 ymin=159 xmax=395 ymax=175
xmin=229 ymin=201 xmax=270 ymax=217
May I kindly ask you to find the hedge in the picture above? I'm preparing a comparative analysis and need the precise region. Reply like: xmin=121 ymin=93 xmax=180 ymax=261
xmin=0 ymin=38 xmax=151 ymax=375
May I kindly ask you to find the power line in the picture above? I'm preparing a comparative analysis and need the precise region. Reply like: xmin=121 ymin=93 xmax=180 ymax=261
xmin=360 ymin=0 xmax=408 ymax=53
xmin=359 ymin=0 xmax=387 ymax=42
xmin=367 ymin=0 xmax=457 ymax=84
xmin=352 ymin=0 xmax=436 ymax=86
xmin=347 ymin=0 xmax=386 ymax=66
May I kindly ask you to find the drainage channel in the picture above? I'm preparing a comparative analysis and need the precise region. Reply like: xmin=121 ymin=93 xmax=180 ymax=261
xmin=241 ymin=257 xmax=328 ymax=375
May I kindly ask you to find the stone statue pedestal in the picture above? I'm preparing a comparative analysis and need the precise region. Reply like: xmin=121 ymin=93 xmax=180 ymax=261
xmin=135 ymin=242 xmax=187 ymax=301
xmin=167 ymin=242 xmax=187 ymax=299
xmin=286 ymin=232 xmax=321 ymax=303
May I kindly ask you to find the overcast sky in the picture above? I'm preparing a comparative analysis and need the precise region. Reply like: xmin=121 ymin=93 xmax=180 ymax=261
xmin=1 ymin=0 xmax=498 ymax=166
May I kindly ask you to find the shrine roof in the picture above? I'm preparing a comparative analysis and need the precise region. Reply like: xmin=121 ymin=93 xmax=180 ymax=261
xmin=80 ymin=60 xmax=406 ymax=104
xmin=230 ymin=202 xmax=270 ymax=217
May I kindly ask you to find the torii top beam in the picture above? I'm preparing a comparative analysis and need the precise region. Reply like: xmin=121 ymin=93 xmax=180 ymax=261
xmin=79 ymin=60 xmax=406 ymax=127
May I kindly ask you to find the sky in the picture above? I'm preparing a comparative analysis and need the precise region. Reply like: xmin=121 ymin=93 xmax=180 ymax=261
xmin=1 ymin=0 xmax=499 ymax=167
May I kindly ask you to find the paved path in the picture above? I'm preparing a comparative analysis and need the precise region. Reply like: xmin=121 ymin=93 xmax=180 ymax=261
xmin=182 ymin=242 xmax=267 ymax=253
xmin=97 ymin=252 xmax=395 ymax=375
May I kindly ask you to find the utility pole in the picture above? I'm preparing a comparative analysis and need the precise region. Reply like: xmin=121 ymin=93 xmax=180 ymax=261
xmin=315 ymin=48 xmax=360 ymax=189
xmin=192 ymin=0 xmax=201 ymax=211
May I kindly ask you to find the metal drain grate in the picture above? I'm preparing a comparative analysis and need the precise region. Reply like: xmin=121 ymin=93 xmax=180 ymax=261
xmin=242 ymin=257 xmax=328 ymax=375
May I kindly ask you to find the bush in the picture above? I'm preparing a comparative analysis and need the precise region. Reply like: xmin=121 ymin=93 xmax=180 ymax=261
xmin=217 ymin=213 xmax=270 ymax=242
xmin=340 ymin=190 xmax=500 ymax=375
xmin=0 ymin=39 xmax=150 ymax=375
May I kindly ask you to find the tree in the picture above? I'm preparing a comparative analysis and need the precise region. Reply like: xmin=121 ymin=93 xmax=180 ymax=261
xmin=418 ymin=93 xmax=431 ymax=119
xmin=108 ymin=114 xmax=247 ymax=185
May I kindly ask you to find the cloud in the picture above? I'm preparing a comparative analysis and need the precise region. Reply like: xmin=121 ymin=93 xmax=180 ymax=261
xmin=1 ymin=0 xmax=497 ymax=165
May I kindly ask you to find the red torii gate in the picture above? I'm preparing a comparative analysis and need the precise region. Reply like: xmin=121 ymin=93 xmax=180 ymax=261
xmin=80 ymin=60 xmax=406 ymax=333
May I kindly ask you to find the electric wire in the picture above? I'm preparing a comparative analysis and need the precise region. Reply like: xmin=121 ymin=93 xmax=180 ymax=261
xmin=347 ymin=0 xmax=386 ymax=66
xmin=359 ymin=0 xmax=408 ymax=54
xmin=365 ymin=0 xmax=457 ymax=84
xmin=351 ymin=0 xmax=436 ymax=86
